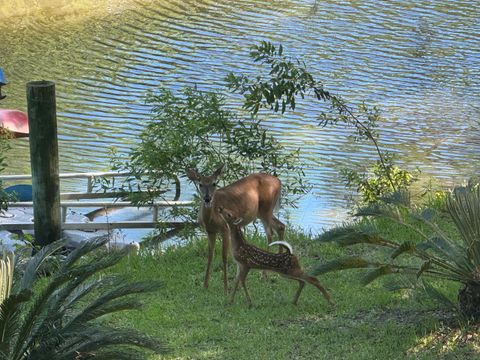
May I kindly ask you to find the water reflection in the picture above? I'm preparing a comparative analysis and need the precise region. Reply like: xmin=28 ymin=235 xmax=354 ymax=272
xmin=0 ymin=0 xmax=479 ymax=231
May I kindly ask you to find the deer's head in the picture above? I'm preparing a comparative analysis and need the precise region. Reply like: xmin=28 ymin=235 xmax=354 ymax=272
xmin=186 ymin=165 xmax=224 ymax=207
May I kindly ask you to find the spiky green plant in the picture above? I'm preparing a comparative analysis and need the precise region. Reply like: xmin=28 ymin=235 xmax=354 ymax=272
xmin=0 ymin=252 xmax=14 ymax=304
xmin=0 ymin=236 xmax=168 ymax=359
xmin=314 ymin=185 xmax=480 ymax=321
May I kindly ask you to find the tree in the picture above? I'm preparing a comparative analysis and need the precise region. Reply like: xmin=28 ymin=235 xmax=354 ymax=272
xmin=103 ymin=86 xmax=307 ymax=228
xmin=226 ymin=41 xmax=414 ymax=202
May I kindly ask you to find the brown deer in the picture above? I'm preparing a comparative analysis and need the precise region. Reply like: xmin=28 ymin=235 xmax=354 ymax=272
xmin=186 ymin=165 xmax=285 ymax=294
xmin=218 ymin=206 xmax=333 ymax=307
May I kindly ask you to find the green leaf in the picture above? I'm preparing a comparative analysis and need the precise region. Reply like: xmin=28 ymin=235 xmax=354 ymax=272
xmin=361 ymin=266 xmax=393 ymax=286
xmin=421 ymin=280 xmax=457 ymax=310
xmin=311 ymin=256 xmax=371 ymax=276
xmin=417 ymin=236 xmax=469 ymax=269
xmin=20 ymin=240 xmax=65 ymax=290
xmin=391 ymin=242 xmax=415 ymax=259
xmin=417 ymin=260 xmax=432 ymax=279
xmin=317 ymin=225 xmax=388 ymax=247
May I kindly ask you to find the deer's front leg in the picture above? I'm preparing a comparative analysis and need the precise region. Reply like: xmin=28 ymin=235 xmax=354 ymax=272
xmin=221 ymin=229 xmax=230 ymax=295
xmin=204 ymin=232 xmax=216 ymax=289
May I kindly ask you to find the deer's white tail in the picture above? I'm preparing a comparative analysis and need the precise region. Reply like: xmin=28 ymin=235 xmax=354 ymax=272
xmin=269 ymin=241 xmax=293 ymax=254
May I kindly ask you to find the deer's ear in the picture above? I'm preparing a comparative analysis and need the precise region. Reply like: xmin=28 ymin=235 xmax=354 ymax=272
xmin=213 ymin=164 xmax=225 ymax=178
xmin=186 ymin=169 xmax=200 ymax=181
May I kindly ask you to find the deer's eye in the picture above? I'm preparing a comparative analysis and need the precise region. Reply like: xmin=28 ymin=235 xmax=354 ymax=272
xmin=212 ymin=182 xmax=217 ymax=187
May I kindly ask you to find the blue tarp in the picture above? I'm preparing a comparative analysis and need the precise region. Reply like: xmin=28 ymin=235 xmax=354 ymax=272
xmin=4 ymin=184 xmax=33 ymax=201
xmin=0 ymin=68 xmax=7 ymax=86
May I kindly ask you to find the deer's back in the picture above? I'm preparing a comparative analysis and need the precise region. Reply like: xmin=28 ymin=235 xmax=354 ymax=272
xmin=214 ymin=173 xmax=280 ymax=221
xmin=234 ymin=243 xmax=294 ymax=272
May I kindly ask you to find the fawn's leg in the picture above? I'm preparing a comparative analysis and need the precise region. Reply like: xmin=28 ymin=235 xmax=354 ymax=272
xmin=204 ymin=232 xmax=216 ymax=289
xmin=229 ymin=263 xmax=242 ymax=304
xmin=239 ymin=266 xmax=252 ymax=307
xmin=301 ymin=274 xmax=334 ymax=305
xmin=221 ymin=230 xmax=230 ymax=295
xmin=292 ymin=280 xmax=305 ymax=305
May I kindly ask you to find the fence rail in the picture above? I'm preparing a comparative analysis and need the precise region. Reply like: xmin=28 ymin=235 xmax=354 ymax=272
xmin=0 ymin=171 xmax=193 ymax=232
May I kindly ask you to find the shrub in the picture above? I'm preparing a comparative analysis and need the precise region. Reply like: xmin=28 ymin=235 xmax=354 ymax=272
xmin=0 ymin=236 xmax=168 ymax=359
xmin=315 ymin=185 xmax=480 ymax=321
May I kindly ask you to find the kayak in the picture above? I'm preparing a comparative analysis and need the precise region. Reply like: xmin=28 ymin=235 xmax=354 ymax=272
xmin=0 ymin=109 xmax=29 ymax=138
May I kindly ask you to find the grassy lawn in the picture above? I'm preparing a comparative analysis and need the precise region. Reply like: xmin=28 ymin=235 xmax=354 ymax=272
xmin=106 ymin=228 xmax=480 ymax=359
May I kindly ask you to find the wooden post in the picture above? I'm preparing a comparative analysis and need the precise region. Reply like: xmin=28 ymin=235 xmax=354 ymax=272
xmin=26 ymin=81 xmax=61 ymax=246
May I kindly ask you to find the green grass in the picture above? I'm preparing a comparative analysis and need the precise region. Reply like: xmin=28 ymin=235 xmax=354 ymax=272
xmin=106 ymin=227 xmax=479 ymax=359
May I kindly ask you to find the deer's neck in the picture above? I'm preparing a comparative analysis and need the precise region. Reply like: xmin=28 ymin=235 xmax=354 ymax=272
xmin=199 ymin=199 xmax=224 ymax=230
xmin=229 ymin=225 xmax=246 ymax=250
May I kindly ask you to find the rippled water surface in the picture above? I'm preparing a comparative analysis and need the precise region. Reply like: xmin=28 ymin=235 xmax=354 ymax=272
xmin=1 ymin=0 xmax=479 ymax=231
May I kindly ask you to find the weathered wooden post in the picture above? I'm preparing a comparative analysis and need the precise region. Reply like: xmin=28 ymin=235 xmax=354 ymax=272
xmin=26 ymin=81 xmax=61 ymax=246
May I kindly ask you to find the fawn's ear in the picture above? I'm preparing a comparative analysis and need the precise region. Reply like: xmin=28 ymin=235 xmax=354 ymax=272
xmin=212 ymin=164 xmax=225 ymax=178
xmin=186 ymin=169 xmax=200 ymax=181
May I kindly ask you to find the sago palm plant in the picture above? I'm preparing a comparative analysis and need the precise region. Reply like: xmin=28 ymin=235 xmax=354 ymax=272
xmin=0 ymin=236 xmax=168 ymax=359
xmin=314 ymin=185 xmax=480 ymax=321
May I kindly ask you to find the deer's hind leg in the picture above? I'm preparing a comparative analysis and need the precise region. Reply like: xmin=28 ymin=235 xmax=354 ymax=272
xmin=272 ymin=215 xmax=285 ymax=242
xmin=261 ymin=214 xmax=285 ymax=255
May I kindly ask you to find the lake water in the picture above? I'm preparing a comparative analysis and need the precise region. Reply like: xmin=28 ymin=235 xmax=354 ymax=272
xmin=1 ymin=0 xmax=479 ymax=233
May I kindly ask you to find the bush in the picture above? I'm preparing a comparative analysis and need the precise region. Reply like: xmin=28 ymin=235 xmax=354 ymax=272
xmin=0 ymin=237 xmax=168 ymax=359
xmin=315 ymin=184 xmax=480 ymax=321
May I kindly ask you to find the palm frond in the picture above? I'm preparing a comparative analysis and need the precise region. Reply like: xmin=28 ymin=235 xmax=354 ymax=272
xmin=417 ymin=236 xmax=470 ymax=271
xmin=379 ymin=190 xmax=411 ymax=207
xmin=6 ymin=235 xmax=166 ymax=359
xmin=383 ymin=276 xmax=417 ymax=292
xmin=417 ymin=260 xmax=432 ymax=279
xmin=51 ymin=327 xmax=169 ymax=359
xmin=310 ymin=256 xmax=372 ymax=276
xmin=59 ymin=236 xmax=110 ymax=273
xmin=317 ymin=225 xmax=394 ymax=247
xmin=17 ymin=251 xmax=136 ymax=355
xmin=355 ymin=203 xmax=404 ymax=223
xmin=13 ymin=270 xmax=74 ymax=358
xmin=361 ymin=265 xmax=393 ymax=286
xmin=64 ymin=281 xmax=162 ymax=333
xmin=19 ymin=240 xmax=64 ymax=290
xmin=60 ymin=277 xmax=118 ymax=313
xmin=0 ymin=290 xmax=32 ymax=355
xmin=420 ymin=280 xmax=457 ymax=310
xmin=391 ymin=241 xmax=415 ymax=259
xmin=447 ymin=186 xmax=480 ymax=265
xmin=81 ymin=347 xmax=152 ymax=360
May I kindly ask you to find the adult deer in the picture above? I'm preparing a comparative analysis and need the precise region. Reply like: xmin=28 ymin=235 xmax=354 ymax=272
xmin=218 ymin=206 xmax=333 ymax=307
xmin=186 ymin=165 xmax=285 ymax=294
